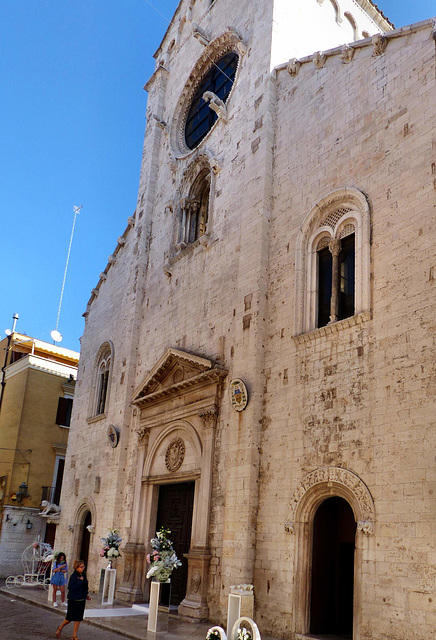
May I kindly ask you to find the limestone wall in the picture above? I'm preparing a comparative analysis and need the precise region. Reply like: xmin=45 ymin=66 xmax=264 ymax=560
xmin=256 ymin=21 xmax=436 ymax=639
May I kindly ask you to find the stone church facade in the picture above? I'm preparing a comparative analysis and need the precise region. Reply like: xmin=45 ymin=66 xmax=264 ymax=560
xmin=56 ymin=1 xmax=436 ymax=639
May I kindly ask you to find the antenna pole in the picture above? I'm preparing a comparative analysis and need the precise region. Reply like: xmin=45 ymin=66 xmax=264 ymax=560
xmin=53 ymin=205 xmax=82 ymax=342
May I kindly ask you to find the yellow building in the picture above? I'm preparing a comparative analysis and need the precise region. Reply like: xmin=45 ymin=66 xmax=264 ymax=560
xmin=0 ymin=331 xmax=79 ymax=577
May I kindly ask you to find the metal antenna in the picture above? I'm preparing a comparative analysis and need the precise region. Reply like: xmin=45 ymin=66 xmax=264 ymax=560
xmin=51 ymin=205 xmax=83 ymax=344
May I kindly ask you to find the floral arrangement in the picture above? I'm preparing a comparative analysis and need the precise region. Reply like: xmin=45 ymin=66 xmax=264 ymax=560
xmin=100 ymin=529 xmax=122 ymax=559
xmin=146 ymin=527 xmax=182 ymax=582
xmin=206 ymin=629 xmax=222 ymax=640
xmin=236 ymin=628 xmax=252 ymax=640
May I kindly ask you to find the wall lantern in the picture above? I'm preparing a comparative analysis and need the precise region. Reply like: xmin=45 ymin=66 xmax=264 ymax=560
xmin=26 ymin=519 xmax=33 ymax=530
xmin=5 ymin=514 xmax=12 ymax=523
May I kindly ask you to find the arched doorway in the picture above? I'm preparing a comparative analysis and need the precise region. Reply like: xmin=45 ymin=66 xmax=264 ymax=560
xmin=79 ymin=511 xmax=92 ymax=568
xmin=310 ymin=496 xmax=356 ymax=638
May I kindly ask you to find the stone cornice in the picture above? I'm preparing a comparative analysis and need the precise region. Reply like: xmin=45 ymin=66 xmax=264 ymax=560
xmin=132 ymin=368 xmax=227 ymax=408
xmin=274 ymin=19 xmax=434 ymax=78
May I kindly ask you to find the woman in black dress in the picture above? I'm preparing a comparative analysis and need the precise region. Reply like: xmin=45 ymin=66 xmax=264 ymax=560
xmin=55 ymin=560 xmax=91 ymax=639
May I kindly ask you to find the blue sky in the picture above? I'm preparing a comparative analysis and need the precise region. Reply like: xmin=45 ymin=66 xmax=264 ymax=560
xmin=0 ymin=1 xmax=434 ymax=352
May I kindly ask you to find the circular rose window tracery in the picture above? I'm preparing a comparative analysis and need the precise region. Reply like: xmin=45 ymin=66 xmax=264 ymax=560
xmin=170 ymin=29 xmax=245 ymax=157
xmin=185 ymin=52 xmax=238 ymax=150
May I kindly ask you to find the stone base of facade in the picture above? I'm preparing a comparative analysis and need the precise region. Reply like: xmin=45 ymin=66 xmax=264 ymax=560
xmin=115 ymin=541 xmax=145 ymax=603
xmin=178 ymin=548 xmax=211 ymax=621
xmin=116 ymin=585 xmax=144 ymax=603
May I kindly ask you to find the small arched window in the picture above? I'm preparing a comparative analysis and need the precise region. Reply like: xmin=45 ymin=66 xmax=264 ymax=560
xmin=179 ymin=168 xmax=211 ymax=246
xmin=93 ymin=342 xmax=113 ymax=416
xmin=185 ymin=52 xmax=238 ymax=150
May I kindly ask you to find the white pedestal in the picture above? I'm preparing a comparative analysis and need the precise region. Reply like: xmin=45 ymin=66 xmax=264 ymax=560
xmin=226 ymin=586 xmax=254 ymax=638
xmin=101 ymin=568 xmax=117 ymax=605
xmin=147 ymin=580 xmax=170 ymax=634
xmin=147 ymin=580 xmax=161 ymax=633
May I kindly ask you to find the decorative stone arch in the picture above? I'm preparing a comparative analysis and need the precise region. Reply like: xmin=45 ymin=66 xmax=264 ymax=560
xmin=286 ymin=466 xmax=375 ymax=533
xmin=170 ymin=27 xmax=247 ymax=157
xmin=329 ymin=0 xmax=343 ymax=25
xmin=143 ymin=419 xmax=203 ymax=478
xmin=344 ymin=11 xmax=359 ymax=40
xmin=294 ymin=188 xmax=371 ymax=335
xmin=286 ymin=467 xmax=375 ymax=640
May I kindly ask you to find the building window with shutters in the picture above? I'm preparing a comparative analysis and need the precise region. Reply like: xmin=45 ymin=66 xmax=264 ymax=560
xmin=55 ymin=397 xmax=73 ymax=428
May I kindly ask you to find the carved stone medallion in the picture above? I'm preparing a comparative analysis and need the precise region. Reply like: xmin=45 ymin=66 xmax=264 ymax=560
xmin=165 ymin=438 xmax=186 ymax=472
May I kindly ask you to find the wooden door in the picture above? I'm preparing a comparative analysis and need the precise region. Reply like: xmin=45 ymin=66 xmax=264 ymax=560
xmin=156 ymin=482 xmax=195 ymax=605
xmin=79 ymin=512 xmax=91 ymax=569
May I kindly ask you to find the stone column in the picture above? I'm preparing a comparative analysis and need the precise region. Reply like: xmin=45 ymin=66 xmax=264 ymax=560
xmin=328 ymin=238 xmax=341 ymax=323
xmin=178 ymin=409 xmax=217 ymax=620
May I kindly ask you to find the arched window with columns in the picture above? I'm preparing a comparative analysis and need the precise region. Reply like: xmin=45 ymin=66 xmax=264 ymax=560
xmin=178 ymin=168 xmax=211 ymax=247
xmin=294 ymin=188 xmax=371 ymax=335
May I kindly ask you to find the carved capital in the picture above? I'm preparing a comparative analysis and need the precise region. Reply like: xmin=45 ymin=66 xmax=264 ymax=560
xmin=136 ymin=426 xmax=150 ymax=446
xmin=328 ymin=238 xmax=341 ymax=257
xmin=198 ymin=409 xmax=218 ymax=429
xmin=284 ymin=520 xmax=295 ymax=534
xmin=357 ymin=520 xmax=374 ymax=535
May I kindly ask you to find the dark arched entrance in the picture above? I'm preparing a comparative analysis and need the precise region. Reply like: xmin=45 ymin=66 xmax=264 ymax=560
xmin=156 ymin=482 xmax=194 ymax=606
xmin=79 ymin=511 xmax=92 ymax=568
xmin=310 ymin=496 xmax=356 ymax=638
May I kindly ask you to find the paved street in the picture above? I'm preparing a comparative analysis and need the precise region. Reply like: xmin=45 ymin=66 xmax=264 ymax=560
xmin=0 ymin=591 xmax=131 ymax=640
xmin=0 ymin=585 xmax=280 ymax=640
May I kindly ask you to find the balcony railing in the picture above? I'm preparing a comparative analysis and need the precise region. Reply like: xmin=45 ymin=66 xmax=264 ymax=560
xmin=41 ymin=486 xmax=61 ymax=505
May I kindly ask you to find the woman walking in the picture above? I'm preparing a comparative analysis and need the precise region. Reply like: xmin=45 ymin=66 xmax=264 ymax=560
xmin=55 ymin=560 xmax=91 ymax=639
xmin=51 ymin=552 xmax=68 ymax=607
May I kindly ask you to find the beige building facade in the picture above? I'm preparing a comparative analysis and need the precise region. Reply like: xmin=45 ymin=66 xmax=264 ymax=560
xmin=57 ymin=1 xmax=436 ymax=639
xmin=0 ymin=332 xmax=78 ymax=576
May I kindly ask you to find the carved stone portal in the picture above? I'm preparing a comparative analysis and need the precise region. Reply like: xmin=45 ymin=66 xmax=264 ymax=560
xmin=287 ymin=466 xmax=375 ymax=527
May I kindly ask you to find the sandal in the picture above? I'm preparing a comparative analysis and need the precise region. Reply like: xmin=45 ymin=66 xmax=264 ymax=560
xmin=55 ymin=628 xmax=62 ymax=638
